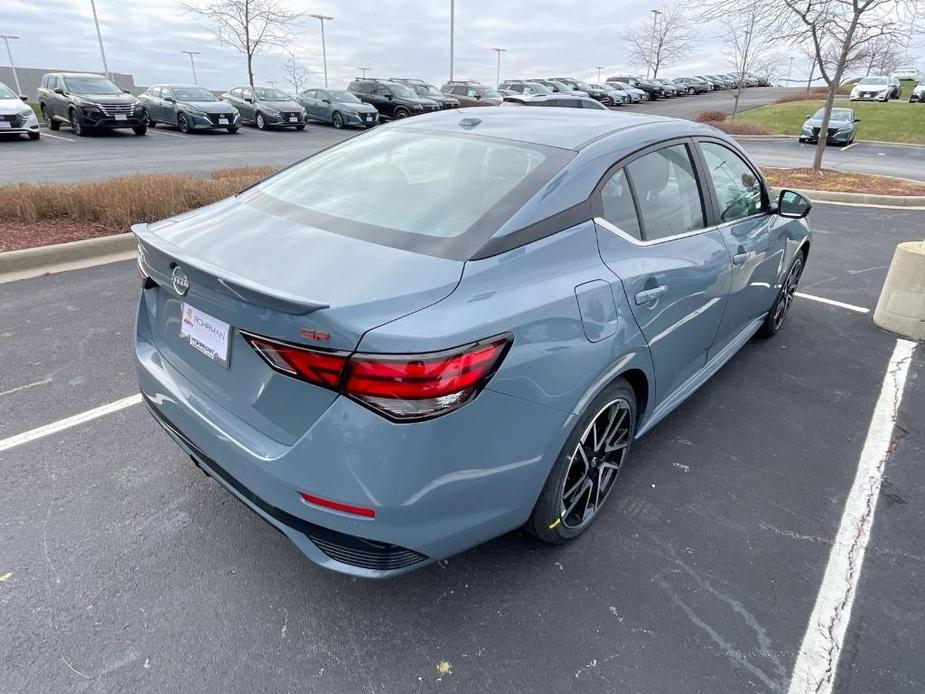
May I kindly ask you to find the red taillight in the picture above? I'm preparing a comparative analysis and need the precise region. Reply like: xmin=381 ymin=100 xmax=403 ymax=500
xmin=243 ymin=332 xmax=511 ymax=421
xmin=299 ymin=492 xmax=375 ymax=518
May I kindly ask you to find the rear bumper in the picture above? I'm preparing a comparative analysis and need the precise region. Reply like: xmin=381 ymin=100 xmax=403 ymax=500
xmin=134 ymin=295 xmax=570 ymax=577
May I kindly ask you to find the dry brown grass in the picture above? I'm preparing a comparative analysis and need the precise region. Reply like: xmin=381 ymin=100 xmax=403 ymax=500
xmin=775 ymin=87 xmax=851 ymax=103
xmin=701 ymin=120 xmax=772 ymax=135
xmin=696 ymin=110 xmax=727 ymax=123
xmin=0 ymin=167 xmax=273 ymax=230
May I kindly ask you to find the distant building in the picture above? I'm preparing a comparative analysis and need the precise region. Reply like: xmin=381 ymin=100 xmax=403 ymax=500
xmin=0 ymin=66 xmax=140 ymax=100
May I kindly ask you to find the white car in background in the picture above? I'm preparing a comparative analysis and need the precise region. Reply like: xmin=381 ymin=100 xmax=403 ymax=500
xmin=0 ymin=81 xmax=40 ymax=140
xmin=891 ymin=65 xmax=920 ymax=81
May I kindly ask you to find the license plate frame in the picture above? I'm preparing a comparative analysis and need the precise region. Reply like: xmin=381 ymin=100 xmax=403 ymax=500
xmin=115 ymin=114 xmax=127 ymax=121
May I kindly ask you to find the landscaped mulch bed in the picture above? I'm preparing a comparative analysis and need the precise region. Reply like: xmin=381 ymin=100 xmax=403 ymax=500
xmin=761 ymin=168 xmax=925 ymax=196
xmin=0 ymin=220 xmax=122 ymax=253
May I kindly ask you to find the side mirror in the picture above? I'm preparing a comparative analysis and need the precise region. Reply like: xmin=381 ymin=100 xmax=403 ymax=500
xmin=853 ymin=118 xmax=861 ymax=123
xmin=384 ymin=92 xmax=393 ymax=99
xmin=19 ymin=95 xmax=27 ymax=102
xmin=322 ymin=98 xmax=331 ymax=104
xmin=165 ymin=96 xmax=176 ymax=103
xmin=245 ymin=97 xmax=254 ymax=103
xmin=777 ymin=190 xmax=812 ymax=219
xmin=475 ymin=93 xmax=482 ymax=100
xmin=122 ymin=89 xmax=131 ymax=94
xmin=54 ymin=88 xmax=65 ymax=95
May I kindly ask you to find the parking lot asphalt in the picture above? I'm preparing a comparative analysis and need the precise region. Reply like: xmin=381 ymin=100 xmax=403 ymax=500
xmin=0 ymin=88 xmax=791 ymax=185
xmin=740 ymin=137 xmax=925 ymax=181
xmin=0 ymin=203 xmax=921 ymax=693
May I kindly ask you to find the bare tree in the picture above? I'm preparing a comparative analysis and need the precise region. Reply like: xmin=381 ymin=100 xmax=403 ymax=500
xmin=706 ymin=0 xmax=780 ymax=119
xmin=782 ymin=0 xmax=920 ymax=170
xmin=183 ymin=0 xmax=302 ymax=88
xmin=281 ymin=53 xmax=311 ymax=94
xmin=623 ymin=2 xmax=696 ymax=78
xmin=859 ymin=35 xmax=904 ymax=75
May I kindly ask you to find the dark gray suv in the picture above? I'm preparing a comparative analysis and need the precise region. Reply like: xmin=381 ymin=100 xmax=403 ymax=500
xmin=38 ymin=72 xmax=147 ymax=136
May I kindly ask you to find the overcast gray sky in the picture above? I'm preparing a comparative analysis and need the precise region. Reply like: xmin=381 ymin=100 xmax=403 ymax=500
xmin=0 ymin=0 xmax=852 ymax=91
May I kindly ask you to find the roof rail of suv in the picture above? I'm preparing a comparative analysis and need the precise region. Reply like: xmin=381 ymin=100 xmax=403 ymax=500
xmin=444 ymin=80 xmax=483 ymax=85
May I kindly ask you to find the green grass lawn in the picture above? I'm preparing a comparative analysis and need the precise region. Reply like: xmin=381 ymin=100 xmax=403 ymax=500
xmin=738 ymin=98 xmax=925 ymax=144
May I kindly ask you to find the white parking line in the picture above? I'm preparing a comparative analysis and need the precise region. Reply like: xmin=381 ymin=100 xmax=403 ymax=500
xmin=795 ymin=292 xmax=870 ymax=314
xmin=840 ymin=142 xmax=858 ymax=151
xmin=0 ymin=378 xmax=52 ymax=397
xmin=0 ymin=394 xmax=141 ymax=454
xmin=147 ymin=128 xmax=185 ymax=139
xmin=787 ymin=339 xmax=916 ymax=694
xmin=40 ymin=132 xmax=75 ymax=142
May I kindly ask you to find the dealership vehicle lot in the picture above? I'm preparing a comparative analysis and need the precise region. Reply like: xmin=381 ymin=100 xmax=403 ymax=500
xmin=0 ymin=201 xmax=921 ymax=691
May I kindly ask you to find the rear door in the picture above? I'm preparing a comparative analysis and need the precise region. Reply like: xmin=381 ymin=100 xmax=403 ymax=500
xmin=593 ymin=141 xmax=732 ymax=406
xmin=695 ymin=139 xmax=784 ymax=357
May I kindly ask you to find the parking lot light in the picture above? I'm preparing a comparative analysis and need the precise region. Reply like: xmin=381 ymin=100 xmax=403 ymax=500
xmin=88 ymin=0 xmax=112 ymax=79
xmin=309 ymin=14 xmax=333 ymax=88
xmin=181 ymin=50 xmax=201 ymax=85
xmin=0 ymin=35 xmax=21 ymax=95
xmin=491 ymin=48 xmax=505 ymax=88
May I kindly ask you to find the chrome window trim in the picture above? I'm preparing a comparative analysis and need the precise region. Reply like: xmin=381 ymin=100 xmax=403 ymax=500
xmin=594 ymin=216 xmax=719 ymax=247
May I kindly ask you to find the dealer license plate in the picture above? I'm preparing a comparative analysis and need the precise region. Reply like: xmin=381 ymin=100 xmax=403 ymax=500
xmin=179 ymin=303 xmax=231 ymax=366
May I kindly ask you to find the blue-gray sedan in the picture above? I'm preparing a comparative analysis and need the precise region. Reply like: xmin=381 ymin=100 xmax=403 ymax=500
xmin=133 ymin=108 xmax=812 ymax=577
xmin=296 ymin=88 xmax=379 ymax=129
xmin=140 ymin=85 xmax=240 ymax=133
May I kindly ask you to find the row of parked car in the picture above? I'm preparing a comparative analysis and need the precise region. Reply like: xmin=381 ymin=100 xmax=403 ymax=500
xmin=0 ymin=68 xmax=769 ymax=141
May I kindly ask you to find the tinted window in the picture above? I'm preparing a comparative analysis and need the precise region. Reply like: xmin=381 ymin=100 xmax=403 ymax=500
xmin=700 ymin=142 xmax=765 ymax=223
xmin=626 ymin=145 xmax=705 ymax=240
xmin=173 ymin=87 xmax=217 ymax=101
xmin=451 ymin=86 xmax=466 ymax=95
xmin=600 ymin=170 xmax=642 ymax=240
xmin=243 ymin=129 xmax=573 ymax=259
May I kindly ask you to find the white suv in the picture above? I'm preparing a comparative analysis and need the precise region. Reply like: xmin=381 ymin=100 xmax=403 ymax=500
xmin=891 ymin=65 xmax=920 ymax=81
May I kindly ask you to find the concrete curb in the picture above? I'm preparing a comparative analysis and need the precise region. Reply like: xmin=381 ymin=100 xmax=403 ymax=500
xmin=789 ymin=188 xmax=925 ymax=207
xmin=874 ymin=241 xmax=925 ymax=340
xmin=735 ymin=134 xmax=925 ymax=149
xmin=0 ymin=233 xmax=136 ymax=281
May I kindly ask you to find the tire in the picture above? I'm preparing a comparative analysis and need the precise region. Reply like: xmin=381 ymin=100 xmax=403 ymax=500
xmin=146 ymin=114 xmax=156 ymax=127
xmin=133 ymin=124 xmax=147 ymax=136
xmin=394 ymin=107 xmax=410 ymax=119
xmin=295 ymin=124 xmax=305 ymax=131
xmin=332 ymin=111 xmax=344 ymax=129
xmin=177 ymin=114 xmax=190 ymax=134
xmin=760 ymin=251 xmax=805 ymax=338
xmin=28 ymin=132 xmax=40 ymax=141
xmin=527 ymin=378 xmax=637 ymax=544
xmin=256 ymin=113 xmax=268 ymax=130
xmin=226 ymin=126 xmax=238 ymax=134
xmin=688 ymin=87 xmax=695 ymax=95
xmin=42 ymin=104 xmax=59 ymax=130
xmin=70 ymin=109 xmax=88 ymax=136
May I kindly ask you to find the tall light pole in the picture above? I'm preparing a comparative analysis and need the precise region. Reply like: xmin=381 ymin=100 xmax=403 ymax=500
xmin=449 ymin=0 xmax=455 ymax=81
xmin=596 ymin=66 xmax=604 ymax=84
xmin=647 ymin=9 xmax=661 ymax=79
xmin=89 ymin=0 xmax=111 ymax=79
xmin=0 ymin=35 xmax=21 ymax=95
xmin=310 ymin=14 xmax=333 ymax=88
xmin=356 ymin=67 xmax=371 ymax=78
xmin=181 ymin=50 xmax=201 ymax=85
xmin=491 ymin=48 xmax=505 ymax=88
xmin=786 ymin=56 xmax=795 ymax=85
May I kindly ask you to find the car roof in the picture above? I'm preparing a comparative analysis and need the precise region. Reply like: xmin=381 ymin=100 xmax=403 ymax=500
xmin=388 ymin=106 xmax=694 ymax=150
xmin=54 ymin=72 xmax=106 ymax=78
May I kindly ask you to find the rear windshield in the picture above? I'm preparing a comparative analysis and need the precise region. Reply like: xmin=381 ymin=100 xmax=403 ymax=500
xmin=241 ymin=128 xmax=574 ymax=259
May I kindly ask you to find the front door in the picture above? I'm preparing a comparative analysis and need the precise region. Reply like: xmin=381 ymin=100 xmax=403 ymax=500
xmin=696 ymin=139 xmax=785 ymax=356
xmin=593 ymin=142 xmax=731 ymax=406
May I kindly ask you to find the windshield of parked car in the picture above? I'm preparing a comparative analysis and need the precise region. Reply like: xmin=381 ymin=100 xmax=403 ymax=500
xmin=172 ymin=87 xmax=218 ymax=101
xmin=63 ymin=76 xmax=123 ymax=95
xmin=0 ymin=83 xmax=17 ymax=99
xmin=525 ymin=82 xmax=551 ymax=94
xmin=573 ymin=81 xmax=593 ymax=90
xmin=329 ymin=90 xmax=361 ymax=103
xmin=816 ymin=108 xmax=852 ymax=121
xmin=244 ymin=128 xmax=573 ymax=258
xmin=546 ymin=81 xmax=571 ymax=92
xmin=476 ymin=87 xmax=501 ymax=97
xmin=255 ymin=88 xmax=291 ymax=101
xmin=858 ymin=77 xmax=888 ymax=85
xmin=413 ymin=84 xmax=443 ymax=97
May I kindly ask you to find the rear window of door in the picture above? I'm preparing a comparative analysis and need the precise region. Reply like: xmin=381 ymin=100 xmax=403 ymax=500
xmin=698 ymin=142 xmax=767 ymax=223
xmin=625 ymin=144 xmax=706 ymax=240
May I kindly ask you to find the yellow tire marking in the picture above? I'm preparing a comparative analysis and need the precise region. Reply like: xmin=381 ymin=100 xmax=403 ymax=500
xmin=548 ymin=518 xmax=561 ymax=529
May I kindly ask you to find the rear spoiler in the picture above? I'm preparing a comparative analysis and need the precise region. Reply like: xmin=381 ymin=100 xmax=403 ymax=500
xmin=132 ymin=223 xmax=330 ymax=315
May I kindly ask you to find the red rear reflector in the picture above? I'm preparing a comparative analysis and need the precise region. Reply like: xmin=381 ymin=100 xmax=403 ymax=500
xmin=299 ymin=492 xmax=375 ymax=518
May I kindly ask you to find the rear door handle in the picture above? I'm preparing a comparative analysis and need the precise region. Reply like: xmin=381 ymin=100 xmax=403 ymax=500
xmin=635 ymin=285 xmax=668 ymax=305
xmin=732 ymin=252 xmax=748 ymax=266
